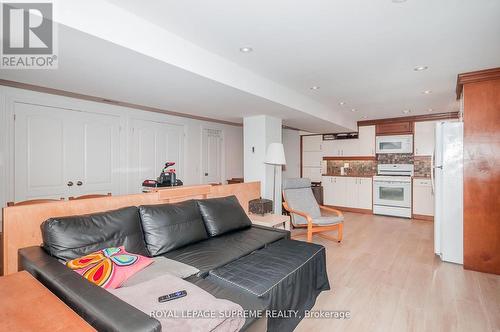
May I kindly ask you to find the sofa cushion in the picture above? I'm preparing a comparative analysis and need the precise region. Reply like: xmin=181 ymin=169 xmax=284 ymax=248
xmin=163 ymin=225 xmax=288 ymax=276
xmin=196 ymin=195 xmax=252 ymax=237
xmin=41 ymin=206 xmax=148 ymax=261
xmin=122 ymin=257 xmax=200 ymax=287
xmin=139 ymin=200 xmax=208 ymax=256
xmin=66 ymin=246 xmax=153 ymax=289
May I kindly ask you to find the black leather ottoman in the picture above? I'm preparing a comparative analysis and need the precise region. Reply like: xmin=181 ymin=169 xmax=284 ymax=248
xmin=207 ymin=239 xmax=330 ymax=332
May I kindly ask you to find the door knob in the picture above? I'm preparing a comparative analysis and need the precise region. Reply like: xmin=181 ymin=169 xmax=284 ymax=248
xmin=67 ymin=181 xmax=74 ymax=187
xmin=77 ymin=181 xmax=83 ymax=186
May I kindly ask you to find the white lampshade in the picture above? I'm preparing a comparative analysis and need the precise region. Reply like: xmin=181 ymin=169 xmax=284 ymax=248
xmin=265 ymin=143 xmax=286 ymax=165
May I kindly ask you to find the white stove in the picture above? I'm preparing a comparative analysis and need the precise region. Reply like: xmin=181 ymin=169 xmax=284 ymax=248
xmin=373 ymin=164 xmax=413 ymax=218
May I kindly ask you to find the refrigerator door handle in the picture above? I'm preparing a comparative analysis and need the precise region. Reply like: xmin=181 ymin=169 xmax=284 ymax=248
xmin=431 ymin=148 xmax=435 ymax=194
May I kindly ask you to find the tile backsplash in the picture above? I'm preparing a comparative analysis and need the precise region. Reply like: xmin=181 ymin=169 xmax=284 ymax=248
xmin=325 ymin=160 xmax=377 ymax=176
xmin=377 ymin=153 xmax=414 ymax=164
xmin=414 ymin=156 xmax=432 ymax=177
xmin=323 ymin=154 xmax=432 ymax=178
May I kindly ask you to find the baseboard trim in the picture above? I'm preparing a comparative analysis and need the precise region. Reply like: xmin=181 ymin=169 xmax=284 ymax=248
xmin=324 ymin=205 xmax=372 ymax=214
xmin=412 ymin=214 xmax=434 ymax=221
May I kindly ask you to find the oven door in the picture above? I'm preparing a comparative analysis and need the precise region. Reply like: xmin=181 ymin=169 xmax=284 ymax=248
xmin=375 ymin=135 xmax=413 ymax=154
xmin=373 ymin=180 xmax=411 ymax=208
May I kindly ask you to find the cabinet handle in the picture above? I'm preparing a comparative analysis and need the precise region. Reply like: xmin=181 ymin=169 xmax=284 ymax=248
xmin=67 ymin=181 xmax=73 ymax=187
xmin=77 ymin=181 xmax=83 ymax=186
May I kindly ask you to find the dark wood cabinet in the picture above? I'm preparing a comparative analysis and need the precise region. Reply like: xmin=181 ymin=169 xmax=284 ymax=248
xmin=458 ymin=67 xmax=500 ymax=275
xmin=375 ymin=121 xmax=413 ymax=135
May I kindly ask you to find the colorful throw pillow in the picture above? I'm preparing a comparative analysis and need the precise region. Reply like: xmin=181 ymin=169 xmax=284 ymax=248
xmin=66 ymin=246 xmax=153 ymax=289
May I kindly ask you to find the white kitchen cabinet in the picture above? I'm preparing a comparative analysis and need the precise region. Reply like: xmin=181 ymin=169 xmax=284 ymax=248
xmin=414 ymin=121 xmax=436 ymax=156
xmin=302 ymin=135 xmax=323 ymax=152
xmin=413 ymin=178 xmax=434 ymax=216
xmin=322 ymin=176 xmax=372 ymax=210
xmin=302 ymin=151 xmax=323 ymax=167
xmin=322 ymin=176 xmax=346 ymax=206
xmin=357 ymin=125 xmax=376 ymax=156
xmin=322 ymin=176 xmax=334 ymax=205
xmin=318 ymin=125 xmax=375 ymax=157
xmin=324 ymin=140 xmax=353 ymax=157
xmin=331 ymin=176 xmax=347 ymax=206
xmin=303 ymin=167 xmax=323 ymax=182
xmin=14 ymin=102 xmax=121 ymax=200
xmin=357 ymin=177 xmax=373 ymax=209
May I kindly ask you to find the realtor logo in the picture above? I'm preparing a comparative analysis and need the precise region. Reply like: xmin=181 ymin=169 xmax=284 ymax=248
xmin=1 ymin=2 xmax=58 ymax=69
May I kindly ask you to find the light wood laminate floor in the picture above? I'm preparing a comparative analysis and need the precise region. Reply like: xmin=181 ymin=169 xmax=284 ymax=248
xmin=294 ymin=212 xmax=500 ymax=332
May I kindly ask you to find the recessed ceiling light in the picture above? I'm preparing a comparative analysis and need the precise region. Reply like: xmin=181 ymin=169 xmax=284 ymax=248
xmin=392 ymin=0 xmax=407 ymax=3
xmin=414 ymin=66 xmax=428 ymax=71
xmin=422 ymin=90 xmax=432 ymax=94
xmin=310 ymin=86 xmax=320 ymax=90
xmin=339 ymin=101 xmax=345 ymax=106
xmin=361 ymin=116 xmax=368 ymax=119
xmin=239 ymin=47 xmax=253 ymax=53
xmin=402 ymin=109 xmax=411 ymax=114
xmin=428 ymin=108 xmax=434 ymax=112
xmin=351 ymin=108 xmax=357 ymax=112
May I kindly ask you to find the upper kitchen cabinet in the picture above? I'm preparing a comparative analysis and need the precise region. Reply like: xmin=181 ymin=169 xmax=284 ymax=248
xmin=302 ymin=135 xmax=323 ymax=152
xmin=357 ymin=125 xmax=375 ymax=156
xmin=322 ymin=125 xmax=375 ymax=157
xmin=376 ymin=121 xmax=413 ymax=135
xmin=414 ymin=121 xmax=436 ymax=156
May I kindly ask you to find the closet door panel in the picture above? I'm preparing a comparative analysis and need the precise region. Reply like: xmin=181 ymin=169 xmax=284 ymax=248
xmin=77 ymin=112 xmax=120 ymax=195
xmin=128 ymin=120 xmax=184 ymax=193
xmin=14 ymin=103 xmax=69 ymax=200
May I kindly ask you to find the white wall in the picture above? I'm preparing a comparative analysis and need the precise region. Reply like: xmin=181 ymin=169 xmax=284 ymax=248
xmin=282 ymin=129 xmax=301 ymax=180
xmin=243 ymin=115 xmax=282 ymax=212
xmin=0 ymin=86 xmax=243 ymax=212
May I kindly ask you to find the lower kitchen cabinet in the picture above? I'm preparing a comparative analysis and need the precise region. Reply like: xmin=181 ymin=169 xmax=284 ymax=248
xmin=413 ymin=178 xmax=434 ymax=216
xmin=322 ymin=176 xmax=372 ymax=210
xmin=303 ymin=167 xmax=323 ymax=182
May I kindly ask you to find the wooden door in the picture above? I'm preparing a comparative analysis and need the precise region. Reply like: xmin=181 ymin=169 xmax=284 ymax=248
xmin=462 ymin=76 xmax=500 ymax=274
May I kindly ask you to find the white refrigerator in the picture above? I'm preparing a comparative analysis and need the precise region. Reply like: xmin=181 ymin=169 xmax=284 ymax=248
xmin=433 ymin=121 xmax=464 ymax=264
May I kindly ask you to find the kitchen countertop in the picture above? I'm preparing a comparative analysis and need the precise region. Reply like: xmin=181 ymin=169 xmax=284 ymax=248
xmin=322 ymin=174 xmax=374 ymax=178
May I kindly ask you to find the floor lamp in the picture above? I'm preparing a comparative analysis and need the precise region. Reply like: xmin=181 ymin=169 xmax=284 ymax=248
xmin=265 ymin=143 xmax=286 ymax=213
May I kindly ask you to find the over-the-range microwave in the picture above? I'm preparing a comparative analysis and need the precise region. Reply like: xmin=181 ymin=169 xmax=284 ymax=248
xmin=375 ymin=134 xmax=413 ymax=154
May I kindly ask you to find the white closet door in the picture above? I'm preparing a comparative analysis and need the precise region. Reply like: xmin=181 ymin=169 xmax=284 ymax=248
xmin=202 ymin=128 xmax=223 ymax=184
xmin=74 ymin=111 xmax=120 ymax=196
xmin=14 ymin=103 xmax=69 ymax=200
xmin=165 ymin=123 xmax=184 ymax=181
xmin=14 ymin=103 xmax=120 ymax=200
xmin=129 ymin=119 xmax=184 ymax=193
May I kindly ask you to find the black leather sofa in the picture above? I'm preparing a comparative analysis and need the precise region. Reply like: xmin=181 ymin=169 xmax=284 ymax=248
xmin=19 ymin=196 xmax=330 ymax=332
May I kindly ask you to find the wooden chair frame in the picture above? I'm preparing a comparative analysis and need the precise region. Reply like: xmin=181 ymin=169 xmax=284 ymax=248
xmin=282 ymin=201 xmax=343 ymax=243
